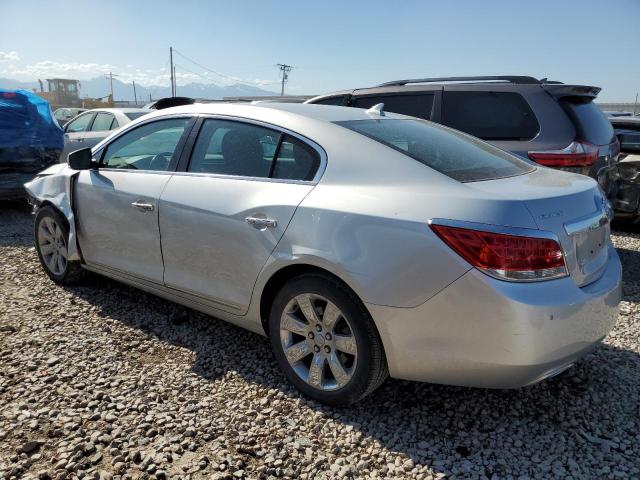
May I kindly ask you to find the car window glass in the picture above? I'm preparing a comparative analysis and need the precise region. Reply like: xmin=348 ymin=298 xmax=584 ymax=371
xmin=101 ymin=118 xmax=189 ymax=171
xmin=110 ymin=117 xmax=120 ymax=130
xmin=336 ymin=118 xmax=535 ymax=183
xmin=561 ymin=99 xmax=615 ymax=145
xmin=314 ymin=96 xmax=348 ymax=106
xmin=442 ymin=91 xmax=539 ymax=140
xmin=188 ymin=119 xmax=279 ymax=178
xmin=272 ymin=135 xmax=321 ymax=181
xmin=66 ymin=113 xmax=93 ymax=133
xmin=91 ymin=113 xmax=115 ymax=132
xmin=355 ymin=94 xmax=435 ymax=120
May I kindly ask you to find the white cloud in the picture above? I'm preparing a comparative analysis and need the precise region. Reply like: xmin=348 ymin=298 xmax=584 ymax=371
xmin=0 ymin=51 xmax=20 ymax=61
xmin=0 ymin=57 xmax=279 ymax=89
xmin=2 ymin=60 xmax=115 ymax=80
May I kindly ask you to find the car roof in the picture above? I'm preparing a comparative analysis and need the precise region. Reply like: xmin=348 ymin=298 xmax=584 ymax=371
xmin=151 ymin=101 xmax=408 ymax=123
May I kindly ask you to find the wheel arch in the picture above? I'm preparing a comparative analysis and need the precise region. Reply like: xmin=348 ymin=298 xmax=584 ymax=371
xmin=258 ymin=263 xmax=370 ymax=336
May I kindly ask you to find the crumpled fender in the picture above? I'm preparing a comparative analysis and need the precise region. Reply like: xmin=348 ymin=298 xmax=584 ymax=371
xmin=23 ymin=164 xmax=81 ymax=261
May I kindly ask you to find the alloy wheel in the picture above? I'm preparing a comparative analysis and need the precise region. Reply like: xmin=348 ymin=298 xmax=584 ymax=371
xmin=279 ymin=293 xmax=358 ymax=391
xmin=37 ymin=216 xmax=68 ymax=276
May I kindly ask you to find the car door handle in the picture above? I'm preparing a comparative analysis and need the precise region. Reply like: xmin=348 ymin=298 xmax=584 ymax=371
xmin=245 ymin=216 xmax=277 ymax=229
xmin=131 ymin=201 xmax=155 ymax=212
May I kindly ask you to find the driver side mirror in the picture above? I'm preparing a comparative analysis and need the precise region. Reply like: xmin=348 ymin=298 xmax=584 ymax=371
xmin=68 ymin=148 xmax=94 ymax=170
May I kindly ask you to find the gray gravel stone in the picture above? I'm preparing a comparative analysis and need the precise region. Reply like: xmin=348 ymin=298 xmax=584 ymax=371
xmin=1 ymin=201 xmax=639 ymax=479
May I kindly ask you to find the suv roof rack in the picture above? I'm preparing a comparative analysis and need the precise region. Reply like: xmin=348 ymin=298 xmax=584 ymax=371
xmin=377 ymin=76 xmax=545 ymax=87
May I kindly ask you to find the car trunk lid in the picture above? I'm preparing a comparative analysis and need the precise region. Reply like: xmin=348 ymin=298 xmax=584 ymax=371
xmin=468 ymin=167 xmax=610 ymax=287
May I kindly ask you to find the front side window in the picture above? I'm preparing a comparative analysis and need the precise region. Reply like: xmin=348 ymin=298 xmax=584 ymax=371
xmin=91 ymin=112 xmax=115 ymax=132
xmin=101 ymin=118 xmax=190 ymax=171
xmin=442 ymin=91 xmax=539 ymax=140
xmin=336 ymin=118 xmax=535 ymax=182
xmin=354 ymin=94 xmax=435 ymax=120
xmin=65 ymin=113 xmax=93 ymax=133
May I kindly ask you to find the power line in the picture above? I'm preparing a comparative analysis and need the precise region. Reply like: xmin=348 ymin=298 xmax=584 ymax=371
xmin=277 ymin=64 xmax=292 ymax=96
xmin=172 ymin=48 xmax=280 ymax=87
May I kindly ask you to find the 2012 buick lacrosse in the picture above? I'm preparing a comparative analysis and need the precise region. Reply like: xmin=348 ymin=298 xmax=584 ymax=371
xmin=25 ymin=102 xmax=622 ymax=405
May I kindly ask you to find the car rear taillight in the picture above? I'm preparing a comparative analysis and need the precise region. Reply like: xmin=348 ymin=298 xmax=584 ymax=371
xmin=430 ymin=224 xmax=567 ymax=282
xmin=528 ymin=141 xmax=598 ymax=167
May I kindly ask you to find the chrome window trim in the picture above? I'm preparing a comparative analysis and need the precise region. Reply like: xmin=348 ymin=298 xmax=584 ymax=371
xmin=428 ymin=218 xmax=569 ymax=283
xmin=91 ymin=113 xmax=328 ymax=185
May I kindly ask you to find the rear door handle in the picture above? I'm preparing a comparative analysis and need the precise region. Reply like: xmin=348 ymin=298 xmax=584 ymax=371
xmin=245 ymin=216 xmax=277 ymax=229
xmin=131 ymin=201 xmax=155 ymax=212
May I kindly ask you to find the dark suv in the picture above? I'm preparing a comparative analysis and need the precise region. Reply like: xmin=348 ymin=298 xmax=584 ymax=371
xmin=306 ymin=76 xmax=621 ymax=207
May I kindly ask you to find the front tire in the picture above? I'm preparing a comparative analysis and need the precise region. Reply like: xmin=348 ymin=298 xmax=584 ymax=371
xmin=34 ymin=205 xmax=85 ymax=284
xmin=269 ymin=273 xmax=388 ymax=406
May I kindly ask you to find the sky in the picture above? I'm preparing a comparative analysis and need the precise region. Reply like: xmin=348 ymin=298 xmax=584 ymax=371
xmin=0 ymin=0 xmax=638 ymax=102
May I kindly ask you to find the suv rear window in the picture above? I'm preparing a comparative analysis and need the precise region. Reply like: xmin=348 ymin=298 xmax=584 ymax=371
xmin=443 ymin=91 xmax=539 ymax=140
xmin=560 ymin=99 xmax=615 ymax=146
xmin=336 ymin=119 xmax=535 ymax=182
xmin=354 ymin=94 xmax=434 ymax=120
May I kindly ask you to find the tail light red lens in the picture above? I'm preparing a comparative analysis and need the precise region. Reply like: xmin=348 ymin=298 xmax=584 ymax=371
xmin=430 ymin=224 xmax=567 ymax=281
xmin=528 ymin=141 xmax=598 ymax=167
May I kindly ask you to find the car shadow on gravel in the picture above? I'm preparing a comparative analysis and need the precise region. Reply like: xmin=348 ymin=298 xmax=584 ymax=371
xmin=0 ymin=199 xmax=33 ymax=247
xmin=60 ymin=273 xmax=640 ymax=478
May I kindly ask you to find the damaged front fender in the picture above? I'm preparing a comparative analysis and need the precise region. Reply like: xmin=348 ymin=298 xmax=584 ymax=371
xmin=23 ymin=164 xmax=81 ymax=261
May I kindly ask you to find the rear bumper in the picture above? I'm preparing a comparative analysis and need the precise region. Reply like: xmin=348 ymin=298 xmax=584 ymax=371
xmin=367 ymin=245 xmax=622 ymax=388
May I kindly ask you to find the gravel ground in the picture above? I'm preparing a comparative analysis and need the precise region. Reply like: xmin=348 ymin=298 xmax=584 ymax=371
xmin=1 ymin=200 xmax=639 ymax=480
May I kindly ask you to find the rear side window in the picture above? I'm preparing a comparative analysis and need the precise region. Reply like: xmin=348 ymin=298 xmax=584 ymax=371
xmin=189 ymin=119 xmax=278 ymax=178
xmin=442 ymin=91 xmax=539 ymax=140
xmin=272 ymin=135 xmax=321 ymax=181
xmin=354 ymin=94 xmax=434 ymax=120
xmin=561 ymin=99 xmax=615 ymax=145
xmin=91 ymin=113 xmax=115 ymax=132
xmin=189 ymin=119 xmax=321 ymax=181
xmin=336 ymin=119 xmax=535 ymax=182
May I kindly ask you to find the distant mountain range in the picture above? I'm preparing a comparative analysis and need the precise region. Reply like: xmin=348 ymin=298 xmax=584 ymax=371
xmin=0 ymin=76 xmax=277 ymax=101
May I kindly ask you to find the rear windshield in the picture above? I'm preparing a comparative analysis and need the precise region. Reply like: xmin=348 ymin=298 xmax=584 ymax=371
xmin=560 ymin=99 xmax=615 ymax=145
xmin=442 ymin=91 xmax=540 ymax=140
xmin=335 ymin=119 xmax=535 ymax=182
xmin=125 ymin=112 xmax=149 ymax=120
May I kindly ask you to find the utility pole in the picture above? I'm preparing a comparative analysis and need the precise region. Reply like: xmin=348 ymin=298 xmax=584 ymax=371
xmin=173 ymin=65 xmax=177 ymax=96
xmin=132 ymin=80 xmax=137 ymax=105
xmin=104 ymin=71 xmax=119 ymax=101
xmin=277 ymin=63 xmax=292 ymax=96
xmin=169 ymin=47 xmax=175 ymax=97
xmin=634 ymin=92 xmax=638 ymax=116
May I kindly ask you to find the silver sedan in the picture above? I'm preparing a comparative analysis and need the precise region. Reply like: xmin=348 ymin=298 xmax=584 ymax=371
xmin=24 ymin=102 xmax=622 ymax=405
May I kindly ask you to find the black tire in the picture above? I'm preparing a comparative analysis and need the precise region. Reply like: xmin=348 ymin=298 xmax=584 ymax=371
xmin=34 ymin=205 xmax=86 ymax=284
xmin=269 ymin=273 xmax=388 ymax=406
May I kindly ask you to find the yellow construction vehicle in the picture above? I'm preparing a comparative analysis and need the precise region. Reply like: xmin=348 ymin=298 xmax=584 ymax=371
xmin=35 ymin=78 xmax=113 ymax=110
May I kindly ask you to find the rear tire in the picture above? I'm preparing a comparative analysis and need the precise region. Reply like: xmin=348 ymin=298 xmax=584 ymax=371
xmin=34 ymin=205 xmax=86 ymax=285
xmin=268 ymin=273 xmax=388 ymax=406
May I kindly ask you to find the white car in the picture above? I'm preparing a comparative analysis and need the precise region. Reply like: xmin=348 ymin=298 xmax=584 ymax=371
xmin=60 ymin=108 xmax=149 ymax=162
